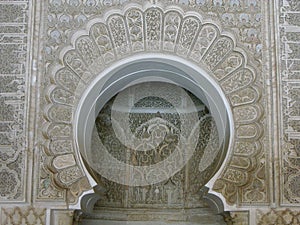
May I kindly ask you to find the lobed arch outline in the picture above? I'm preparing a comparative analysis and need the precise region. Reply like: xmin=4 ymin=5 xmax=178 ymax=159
xmin=43 ymin=2 xmax=264 ymax=206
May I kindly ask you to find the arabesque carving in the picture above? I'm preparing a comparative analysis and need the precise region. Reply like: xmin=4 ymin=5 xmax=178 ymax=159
xmin=40 ymin=2 xmax=266 ymax=205
xmin=168 ymin=0 xmax=262 ymax=58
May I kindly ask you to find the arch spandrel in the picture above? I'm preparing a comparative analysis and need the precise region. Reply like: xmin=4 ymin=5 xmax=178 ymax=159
xmin=43 ymin=3 xmax=265 ymax=206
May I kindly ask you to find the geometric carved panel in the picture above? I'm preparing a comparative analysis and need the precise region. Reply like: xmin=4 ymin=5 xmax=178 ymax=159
xmin=257 ymin=209 xmax=300 ymax=225
xmin=1 ymin=207 xmax=46 ymax=225
xmin=0 ymin=1 xmax=31 ymax=202
xmin=278 ymin=0 xmax=300 ymax=205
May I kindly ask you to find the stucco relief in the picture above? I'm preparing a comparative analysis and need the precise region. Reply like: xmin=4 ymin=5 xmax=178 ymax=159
xmin=2 ymin=0 xmax=300 ymax=224
xmin=278 ymin=0 xmax=300 ymax=205
xmin=0 ymin=1 xmax=30 ymax=201
xmin=229 ymin=211 xmax=249 ymax=225
xmin=40 ymin=1 xmax=267 ymax=206
xmin=1 ymin=207 xmax=46 ymax=225
xmin=257 ymin=209 xmax=300 ymax=225
xmin=45 ymin=0 xmax=262 ymax=63
xmin=168 ymin=0 xmax=262 ymax=58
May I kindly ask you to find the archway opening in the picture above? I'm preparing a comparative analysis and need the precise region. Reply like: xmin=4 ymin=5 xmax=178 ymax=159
xmin=75 ymin=55 xmax=233 ymax=224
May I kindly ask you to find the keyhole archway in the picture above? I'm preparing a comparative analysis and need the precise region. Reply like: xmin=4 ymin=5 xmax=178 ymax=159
xmin=74 ymin=55 xmax=233 ymax=224
xmin=44 ymin=2 xmax=263 ymax=209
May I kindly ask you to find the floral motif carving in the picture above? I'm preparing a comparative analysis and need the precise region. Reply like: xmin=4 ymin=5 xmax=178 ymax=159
xmin=221 ymin=68 xmax=254 ymax=94
xmin=233 ymin=105 xmax=261 ymax=124
xmin=203 ymin=36 xmax=234 ymax=70
xmin=41 ymin=2 xmax=266 ymax=206
xmin=57 ymin=166 xmax=83 ymax=186
xmin=90 ymin=23 xmax=115 ymax=64
xmin=50 ymin=88 xmax=75 ymax=106
xmin=47 ymin=104 xmax=73 ymax=124
xmin=214 ymin=51 xmax=244 ymax=80
xmin=48 ymin=139 xmax=74 ymax=155
xmin=242 ymin=160 xmax=266 ymax=203
xmin=126 ymin=8 xmax=144 ymax=52
xmin=168 ymin=0 xmax=262 ymax=57
xmin=145 ymin=8 xmax=163 ymax=51
xmin=236 ymin=124 xmax=261 ymax=139
xmin=75 ymin=36 xmax=101 ymax=67
xmin=163 ymin=11 xmax=182 ymax=52
xmin=54 ymin=68 xmax=81 ymax=92
xmin=91 ymin=91 xmax=219 ymax=208
xmin=229 ymin=86 xmax=259 ymax=106
xmin=108 ymin=15 xmax=130 ymax=56
xmin=0 ymin=167 xmax=20 ymax=199
xmin=63 ymin=49 xmax=92 ymax=82
xmin=176 ymin=16 xmax=200 ymax=56
xmin=190 ymin=24 xmax=218 ymax=62
xmin=45 ymin=123 xmax=72 ymax=139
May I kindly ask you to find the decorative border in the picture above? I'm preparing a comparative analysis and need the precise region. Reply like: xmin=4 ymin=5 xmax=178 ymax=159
xmin=0 ymin=0 xmax=31 ymax=202
xmin=1 ymin=207 xmax=46 ymax=225
xmin=277 ymin=0 xmax=300 ymax=205
xmin=257 ymin=208 xmax=300 ymax=224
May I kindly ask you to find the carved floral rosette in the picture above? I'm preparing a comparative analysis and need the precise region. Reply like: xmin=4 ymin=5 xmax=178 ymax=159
xmin=42 ymin=3 xmax=265 ymax=205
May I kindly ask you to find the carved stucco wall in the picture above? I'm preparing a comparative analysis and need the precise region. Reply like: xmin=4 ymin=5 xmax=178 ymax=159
xmin=0 ymin=0 xmax=299 ymax=224
xmin=278 ymin=0 xmax=300 ymax=206
xmin=0 ymin=0 xmax=30 ymax=202
xmin=41 ymin=0 xmax=266 ymax=206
